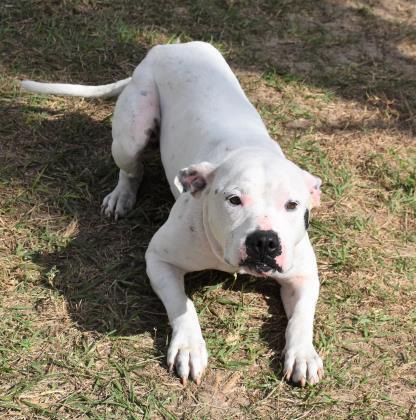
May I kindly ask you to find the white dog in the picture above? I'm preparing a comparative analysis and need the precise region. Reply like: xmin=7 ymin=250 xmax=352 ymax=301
xmin=21 ymin=41 xmax=323 ymax=386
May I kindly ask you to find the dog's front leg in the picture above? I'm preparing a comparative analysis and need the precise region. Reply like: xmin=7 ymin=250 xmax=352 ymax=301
xmin=145 ymin=250 xmax=208 ymax=385
xmin=280 ymin=273 xmax=324 ymax=386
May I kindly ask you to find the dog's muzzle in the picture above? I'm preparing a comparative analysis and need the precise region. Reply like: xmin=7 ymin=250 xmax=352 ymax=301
xmin=240 ymin=230 xmax=283 ymax=273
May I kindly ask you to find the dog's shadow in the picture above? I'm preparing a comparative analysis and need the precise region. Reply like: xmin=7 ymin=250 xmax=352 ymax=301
xmin=7 ymin=103 xmax=287 ymax=375
xmin=186 ymin=272 xmax=287 ymax=375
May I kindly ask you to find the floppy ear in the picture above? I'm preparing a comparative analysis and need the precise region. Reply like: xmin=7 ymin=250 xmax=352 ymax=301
xmin=174 ymin=162 xmax=217 ymax=196
xmin=302 ymin=170 xmax=322 ymax=208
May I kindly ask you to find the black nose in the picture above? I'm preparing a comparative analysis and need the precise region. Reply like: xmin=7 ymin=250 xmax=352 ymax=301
xmin=245 ymin=230 xmax=281 ymax=259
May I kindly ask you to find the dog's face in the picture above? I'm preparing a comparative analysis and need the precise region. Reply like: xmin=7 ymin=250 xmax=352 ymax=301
xmin=175 ymin=149 xmax=321 ymax=277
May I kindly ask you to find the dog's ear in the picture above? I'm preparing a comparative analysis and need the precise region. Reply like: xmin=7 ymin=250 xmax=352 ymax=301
xmin=302 ymin=170 xmax=322 ymax=208
xmin=174 ymin=162 xmax=217 ymax=197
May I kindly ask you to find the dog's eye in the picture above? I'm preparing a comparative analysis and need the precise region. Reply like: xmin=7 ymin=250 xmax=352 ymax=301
xmin=285 ymin=200 xmax=299 ymax=211
xmin=227 ymin=195 xmax=242 ymax=206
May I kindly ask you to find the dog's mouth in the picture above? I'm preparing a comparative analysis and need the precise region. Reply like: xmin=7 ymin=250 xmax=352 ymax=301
xmin=239 ymin=258 xmax=283 ymax=275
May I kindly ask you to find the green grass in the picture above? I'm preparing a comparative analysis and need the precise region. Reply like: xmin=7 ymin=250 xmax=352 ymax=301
xmin=1 ymin=0 xmax=415 ymax=418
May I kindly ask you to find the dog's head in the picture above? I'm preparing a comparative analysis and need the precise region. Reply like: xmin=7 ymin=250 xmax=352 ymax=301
xmin=175 ymin=149 xmax=321 ymax=277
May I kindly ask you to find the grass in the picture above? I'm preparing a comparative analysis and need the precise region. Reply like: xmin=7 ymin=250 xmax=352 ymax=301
xmin=1 ymin=0 xmax=415 ymax=418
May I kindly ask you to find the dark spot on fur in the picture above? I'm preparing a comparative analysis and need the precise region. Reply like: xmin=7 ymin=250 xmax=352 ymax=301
xmin=225 ymin=147 xmax=231 ymax=152
xmin=146 ymin=118 xmax=160 ymax=148
xmin=184 ymin=198 xmax=189 ymax=204
xmin=140 ymin=90 xmax=148 ymax=96
xmin=191 ymin=178 xmax=206 ymax=191
xmin=205 ymin=188 xmax=211 ymax=195
xmin=189 ymin=226 xmax=195 ymax=232
xmin=163 ymin=248 xmax=169 ymax=254
xmin=214 ymin=189 xmax=218 ymax=194
xmin=304 ymin=209 xmax=310 ymax=230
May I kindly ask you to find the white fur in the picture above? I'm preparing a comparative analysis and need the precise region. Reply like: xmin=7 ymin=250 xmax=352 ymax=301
xmin=21 ymin=77 xmax=131 ymax=98
xmin=21 ymin=41 xmax=323 ymax=386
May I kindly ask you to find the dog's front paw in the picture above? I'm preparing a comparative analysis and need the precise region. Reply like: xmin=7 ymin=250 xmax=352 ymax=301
xmin=167 ymin=328 xmax=208 ymax=385
xmin=283 ymin=344 xmax=323 ymax=386
xmin=101 ymin=187 xmax=136 ymax=220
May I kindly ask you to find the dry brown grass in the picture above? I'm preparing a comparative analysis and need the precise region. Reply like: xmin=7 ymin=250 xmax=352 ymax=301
xmin=1 ymin=0 xmax=415 ymax=418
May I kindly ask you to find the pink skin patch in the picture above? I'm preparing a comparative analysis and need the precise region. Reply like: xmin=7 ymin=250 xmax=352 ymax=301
xmin=311 ymin=187 xmax=321 ymax=208
xmin=275 ymin=243 xmax=286 ymax=270
xmin=241 ymin=195 xmax=253 ymax=206
xmin=258 ymin=215 xmax=272 ymax=231
xmin=302 ymin=171 xmax=322 ymax=208
xmin=184 ymin=173 xmax=200 ymax=190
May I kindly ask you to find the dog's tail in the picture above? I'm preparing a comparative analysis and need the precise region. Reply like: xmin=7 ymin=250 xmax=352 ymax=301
xmin=20 ymin=77 xmax=132 ymax=99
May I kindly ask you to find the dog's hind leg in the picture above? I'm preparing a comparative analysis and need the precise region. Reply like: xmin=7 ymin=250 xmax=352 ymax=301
xmin=102 ymin=61 xmax=160 ymax=219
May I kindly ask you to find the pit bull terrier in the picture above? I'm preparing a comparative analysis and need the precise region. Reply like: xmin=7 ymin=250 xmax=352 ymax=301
xmin=21 ymin=41 xmax=323 ymax=386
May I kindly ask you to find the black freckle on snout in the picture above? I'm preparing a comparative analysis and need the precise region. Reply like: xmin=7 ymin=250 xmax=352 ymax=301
xmin=214 ymin=189 xmax=218 ymax=194
xmin=189 ymin=226 xmax=195 ymax=232
xmin=140 ymin=90 xmax=148 ymax=96
xmin=205 ymin=188 xmax=210 ymax=195
xmin=184 ymin=198 xmax=189 ymax=204
xmin=304 ymin=209 xmax=310 ymax=230
xmin=163 ymin=248 xmax=169 ymax=254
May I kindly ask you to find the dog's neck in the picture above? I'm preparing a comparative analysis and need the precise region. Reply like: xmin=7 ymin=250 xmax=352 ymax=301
xmin=201 ymin=198 xmax=228 ymax=267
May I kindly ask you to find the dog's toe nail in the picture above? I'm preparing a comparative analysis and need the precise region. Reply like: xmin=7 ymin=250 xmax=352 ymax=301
xmin=300 ymin=377 xmax=306 ymax=387
xmin=180 ymin=376 xmax=188 ymax=386
xmin=284 ymin=369 xmax=292 ymax=381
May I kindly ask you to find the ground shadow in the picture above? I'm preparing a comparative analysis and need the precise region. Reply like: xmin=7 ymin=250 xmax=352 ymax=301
xmin=2 ymin=102 xmax=170 ymax=350
xmin=2 ymin=0 xmax=416 ymax=131
xmin=186 ymin=271 xmax=288 ymax=374
xmin=2 ymin=101 xmax=288 ymax=373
